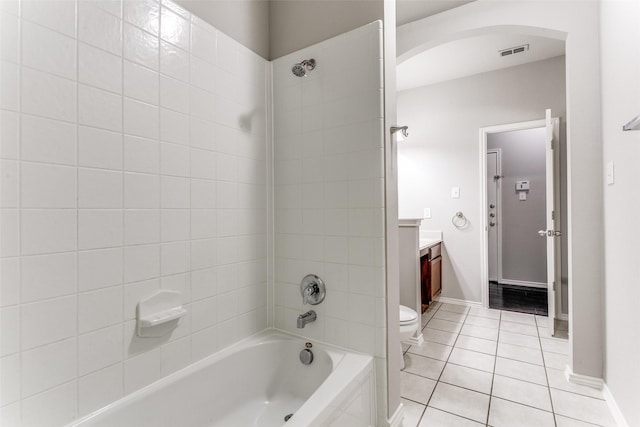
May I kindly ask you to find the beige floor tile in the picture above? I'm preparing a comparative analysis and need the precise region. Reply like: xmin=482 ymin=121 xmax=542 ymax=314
xmin=408 ymin=341 xmax=453 ymax=362
xmin=460 ymin=323 xmax=499 ymax=341
xmin=555 ymin=414 xmax=603 ymax=427
xmin=404 ymin=353 xmax=446 ymax=381
xmin=550 ymin=389 xmax=616 ymax=427
xmin=500 ymin=320 xmax=538 ymax=337
xmin=448 ymin=347 xmax=495 ymax=373
xmin=540 ymin=337 xmax=569 ymax=355
xmin=428 ymin=382 xmax=490 ymax=424
xmin=455 ymin=334 xmax=497 ymax=355
xmin=400 ymin=371 xmax=437 ymax=405
xmin=491 ymin=374 xmax=552 ymax=411
xmin=433 ymin=310 xmax=466 ymax=323
xmin=465 ymin=315 xmax=500 ymax=329
xmin=542 ymin=351 xmax=568 ymax=370
xmin=499 ymin=330 xmax=541 ymax=350
xmin=439 ymin=363 xmax=493 ymax=394
xmin=494 ymin=357 xmax=547 ymax=386
xmin=488 ymin=397 xmax=555 ymax=427
xmin=426 ymin=318 xmax=463 ymax=334
xmin=545 ymin=368 xmax=604 ymax=399
xmin=422 ymin=328 xmax=457 ymax=346
xmin=468 ymin=307 xmax=501 ymax=320
xmin=501 ymin=311 xmax=537 ymax=325
xmin=497 ymin=342 xmax=544 ymax=365
xmin=419 ymin=407 xmax=483 ymax=426
xmin=400 ymin=398 xmax=425 ymax=427
xmin=438 ymin=303 xmax=470 ymax=314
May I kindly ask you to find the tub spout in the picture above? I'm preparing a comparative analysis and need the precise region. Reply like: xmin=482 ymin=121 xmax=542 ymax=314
xmin=297 ymin=310 xmax=317 ymax=328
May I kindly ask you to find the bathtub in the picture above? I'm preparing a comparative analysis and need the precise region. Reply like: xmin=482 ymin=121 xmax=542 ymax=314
xmin=68 ymin=330 xmax=375 ymax=427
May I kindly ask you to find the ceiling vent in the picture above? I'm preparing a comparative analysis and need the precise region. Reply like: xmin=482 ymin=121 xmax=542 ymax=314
xmin=499 ymin=44 xmax=529 ymax=57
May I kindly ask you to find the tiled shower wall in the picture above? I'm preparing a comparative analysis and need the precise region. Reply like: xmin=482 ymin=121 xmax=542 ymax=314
xmin=0 ymin=0 xmax=268 ymax=424
xmin=272 ymin=22 xmax=387 ymax=423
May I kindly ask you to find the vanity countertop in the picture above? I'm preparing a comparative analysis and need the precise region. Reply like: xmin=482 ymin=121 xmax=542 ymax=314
xmin=419 ymin=239 xmax=442 ymax=256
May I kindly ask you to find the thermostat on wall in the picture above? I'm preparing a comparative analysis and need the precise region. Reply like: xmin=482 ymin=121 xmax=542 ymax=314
xmin=515 ymin=180 xmax=530 ymax=191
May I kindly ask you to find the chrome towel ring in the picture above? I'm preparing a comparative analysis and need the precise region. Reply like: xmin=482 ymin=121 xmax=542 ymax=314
xmin=452 ymin=211 xmax=469 ymax=229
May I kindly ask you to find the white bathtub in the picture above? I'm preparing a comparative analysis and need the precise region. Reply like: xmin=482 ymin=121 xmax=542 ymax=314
xmin=68 ymin=330 xmax=375 ymax=427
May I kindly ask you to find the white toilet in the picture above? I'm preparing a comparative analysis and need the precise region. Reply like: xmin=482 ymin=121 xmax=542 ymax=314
xmin=399 ymin=305 xmax=419 ymax=370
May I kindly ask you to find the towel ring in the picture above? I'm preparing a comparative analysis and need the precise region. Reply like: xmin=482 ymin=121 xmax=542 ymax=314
xmin=452 ymin=212 xmax=468 ymax=229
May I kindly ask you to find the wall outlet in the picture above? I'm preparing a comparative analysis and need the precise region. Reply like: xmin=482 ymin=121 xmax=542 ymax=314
xmin=423 ymin=208 xmax=431 ymax=219
xmin=451 ymin=187 xmax=460 ymax=199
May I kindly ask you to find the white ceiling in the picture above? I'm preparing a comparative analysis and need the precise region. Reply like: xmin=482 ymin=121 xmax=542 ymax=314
xmin=396 ymin=33 xmax=566 ymax=92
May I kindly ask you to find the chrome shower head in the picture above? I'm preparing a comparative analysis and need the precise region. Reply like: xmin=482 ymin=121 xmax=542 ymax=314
xmin=291 ymin=59 xmax=316 ymax=77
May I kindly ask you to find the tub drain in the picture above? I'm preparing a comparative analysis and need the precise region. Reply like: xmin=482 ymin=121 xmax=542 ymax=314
xmin=284 ymin=413 xmax=294 ymax=422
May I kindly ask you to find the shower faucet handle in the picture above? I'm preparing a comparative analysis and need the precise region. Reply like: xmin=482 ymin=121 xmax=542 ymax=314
xmin=300 ymin=274 xmax=326 ymax=305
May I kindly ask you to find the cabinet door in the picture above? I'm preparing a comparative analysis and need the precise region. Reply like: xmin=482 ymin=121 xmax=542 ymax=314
xmin=431 ymin=256 xmax=442 ymax=297
xmin=420 ymin=255 xmax=430 ymax=308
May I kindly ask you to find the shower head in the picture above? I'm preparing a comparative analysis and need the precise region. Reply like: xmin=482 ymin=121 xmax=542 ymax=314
xmin=291 ymin=59 xmax=316 ymax=77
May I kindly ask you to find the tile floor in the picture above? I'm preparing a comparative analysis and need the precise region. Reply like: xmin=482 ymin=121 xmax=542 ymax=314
xmin=400 ymin=302 xmax=617 ymax=427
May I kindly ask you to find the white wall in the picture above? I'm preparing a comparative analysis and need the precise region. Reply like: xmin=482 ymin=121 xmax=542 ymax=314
xmin=600 ymin=1 xmax=640 ymax=426
xmin=397 ymin=0 xmax=604 ymax=379
xmin=271 ymin=22 xmax=388 ymax=424
xmin=398 ymin=57 xmax=566 ymax=306
xmin=488 ymin=128 xmax=547 ymax=285
xmin=0 ymin=1 xmax=268 ymax=424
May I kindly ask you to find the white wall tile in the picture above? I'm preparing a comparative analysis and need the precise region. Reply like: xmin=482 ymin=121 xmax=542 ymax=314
xmin=123 ymin=278 xmax=159 ymax=320
xmin=22 ymin=0 xmax=76 ymax=37
xmin=21 ymin=295 xmax=76 ymax=349
xmin=160 ymin=75 xmax=189 ymax=113
xmin=160 ymin=6 xmax=189 ymax=51
xmin=124 ymin=349 xmax=161 ymax=394
xmin=190 ymin=148 xmax=216 ymax=180
xmin=21 ymin=115 xmax=77 ymax=166
xmin=0 ymin=353 xmax=20 ymax=405
xmin=0 ymin=210 xmax=20 ymax=258
xmin=124 ymin=172 xmax=160 ymax=208
xmin=21 ymin=380 xmax=77 ymax=427
xmin=79 ymin=84 xmax=123 ymax=132
xmin=124 ymin=61 xmax=159 ymax=105
xmin=190 ymin=117 xmax=215 ymax=151
xmin=160 ymin=272 xmax=190 ymax=302
xmin=124 ymin=97 xmax=159 ymax=139
xmin=191 ymin=296 xmax=217 ymax=331
xmin=124 ymin=135 xmax=159 ymax=174
xmin=191 ymin=325 xmax=217 ymax=361
xmin=160 ymin=142 xmax=189 ymax=177
xmin=160 ymin=241 xmax=190 ymax=275
xmin=79 ymin=286 xmax=123 ymax=333
xmin=78 ymin=248 xmax=123 ymax=291
xmin=21 ymin=252 xmax=77 ymax=303
xmin=216 ymin=31 xmax=238 ymax=73
xmin=79 ymin=42 xmax=123 ymax=94
xmin=21 ymin=210 xmax=77 ymax=255
xmin=160 ymin=41 xmax=189 ymax=82
xmin=124 ymin=0 xmax=159 ymax=35
xmin=1 ymin=12 xmax=20 ymax=63
xmin=190 ymin=24 xmax=215 ymax=62
xmin=79 ymin=2 xmax=122 ymax=56
xmin=0 ymin=110 xmax=19 ymax=159
xmin=0 ymin=306 xmax=19 ymax=356
xmin=161 ymin=209 xmax=189 ymax=242
xmin=21 ymin=20 xmax=76 ymax=79
xmin=124 ymin=209 xmax=160 ymax=245
xmin=191 ymin=209 xmax=216 ymax=239
xmin=189 ymin=86 xmax=216 ymax=122
xmin=124 ymin=23 xmax=159 ymax=70
xmin=190 ymin=238 xmax=216 ymax=270
xmin=161 ymin=336 xmax=190 ymax=375
xmin=21 ymin=66 xmax=76 ymax=122
xmin=22 ymin=338 xmax=76 ymax=397
xmin=79 ymin=363 xmax=123 ymax=416
xmin=190 ymin=55 xmax=216 ymax=93
xmin=161 ymin=176 xmax=189 ymax=208
xmin=79 ymin=325 xmax=123 ymax=376
xmin=0 ymin=61 xmax=19 ymax=111
xmin=79 ymin=168 xmax=123 ymax=208
xmin=124 ymin=244 xmax=160 ymax=283
xmin=191 ymin=179 xmax=216 ymax=209
xmin=21 ymin=163 xmax=77 ymax=208
xmin=0 ymin=160 xmax=19 ymax=208
xmin=160 ymin=108 xmax=189 ymax=145
xmin=79 ymin=210 xmax=123 ymax=250
xmin=190 ymin=267 xmax=216 ymax=301
xmin=79 ymin=126 xmax=123 ymax=170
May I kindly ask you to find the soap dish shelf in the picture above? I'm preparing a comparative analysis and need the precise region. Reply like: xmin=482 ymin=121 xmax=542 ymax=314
xmin=136 ymin=290 xmax=186 ymax=337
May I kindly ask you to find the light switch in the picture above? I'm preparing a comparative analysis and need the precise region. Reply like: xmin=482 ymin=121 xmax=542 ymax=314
xmin=423 ymin=208 xmax=431 ymax=219
xmin=606 ymin=161 xmax=615 ymax=185
xmin=451 ymin=187 xmax=460 ymax=199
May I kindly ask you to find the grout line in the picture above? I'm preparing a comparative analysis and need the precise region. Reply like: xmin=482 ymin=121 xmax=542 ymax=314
xmin=485 ymin=309 xmax=502 ymax=426
xmin=74 ymin=0 xmax=81 ymax=416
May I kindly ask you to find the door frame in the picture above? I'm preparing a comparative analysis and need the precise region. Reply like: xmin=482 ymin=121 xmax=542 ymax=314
xmin=478 ymin=118 xmax=561 ymax=312
xmin=486 ymin=148 xmax=503 ymax=284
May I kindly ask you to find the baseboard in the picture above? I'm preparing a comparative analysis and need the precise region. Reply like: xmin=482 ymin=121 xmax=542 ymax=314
xmin=603 ymin=383 xmax=630 ymax=427
xmin=557 ymin=313 xmax=569 ymax=321
xmin=564 ymin=366 xmax=604 ymax=390
xmin=498 ymin=279 xmax=547 ymax=288
xmin=404 ymin=332 xmax=423 ymax=346
xmin=387 ymin=402 xmax=404 ymax=427
xmin=434 ymin=296 xmax=482 ymax=308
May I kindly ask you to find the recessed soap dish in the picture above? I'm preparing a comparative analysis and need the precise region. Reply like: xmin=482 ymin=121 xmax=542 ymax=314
xmin=136 ymin=290 xmax=186 ymax=338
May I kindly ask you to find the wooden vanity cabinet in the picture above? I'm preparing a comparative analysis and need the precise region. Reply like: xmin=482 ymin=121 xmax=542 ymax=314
xmin=420 ymin=243 xmax=442 ymax=312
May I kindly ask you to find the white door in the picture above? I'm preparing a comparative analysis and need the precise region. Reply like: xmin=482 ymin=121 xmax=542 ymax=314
xmin=541 ymin=109 xmax=560 ymax=336
xmin=487 ymin=150 xmax=500 ymax=282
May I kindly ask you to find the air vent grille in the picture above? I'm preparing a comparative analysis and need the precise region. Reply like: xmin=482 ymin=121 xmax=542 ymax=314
xmin=499 ymin=44 xmax=529 ymax=57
